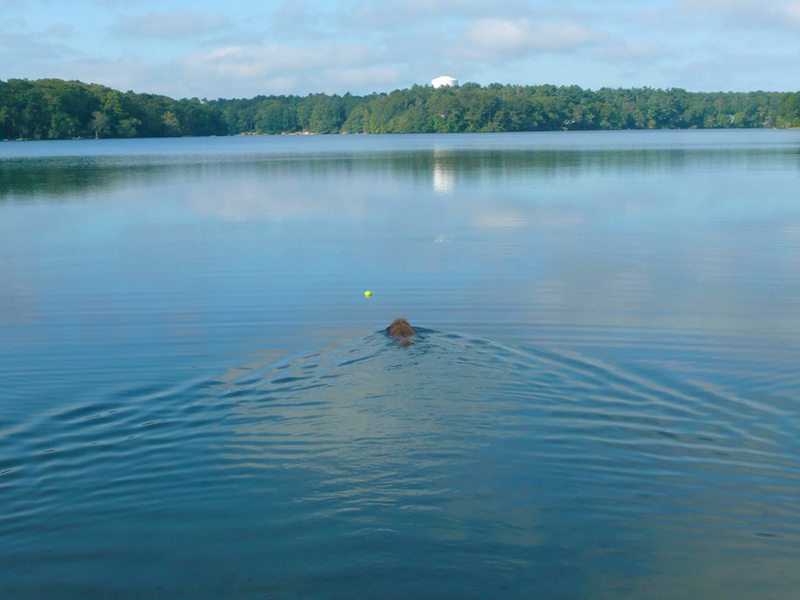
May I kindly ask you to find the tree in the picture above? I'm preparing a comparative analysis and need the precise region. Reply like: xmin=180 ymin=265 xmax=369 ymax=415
xmin=162 ymin=111 xmax=181 ymax=136
xmin=0 ymin=77 xmax=792 ymax=138
xmin=91 ymin=111 xmax=110 ymax=138
xmin=777 ymin=91 xmax=800 ymax=127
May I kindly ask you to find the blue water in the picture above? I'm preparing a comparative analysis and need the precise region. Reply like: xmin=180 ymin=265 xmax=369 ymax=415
xmin=1 ymin=130 xmax=800 ymax=598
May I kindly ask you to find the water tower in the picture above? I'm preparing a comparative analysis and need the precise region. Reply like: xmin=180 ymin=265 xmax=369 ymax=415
xmin=432 ymin=76 xmax=458 ymax=89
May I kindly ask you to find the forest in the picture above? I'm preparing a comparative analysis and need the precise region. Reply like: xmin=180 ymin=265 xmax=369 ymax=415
xmin=2 ymin=77 xmax=800 ymax=140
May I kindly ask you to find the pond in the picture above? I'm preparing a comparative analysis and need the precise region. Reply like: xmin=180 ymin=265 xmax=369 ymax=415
xmin=1 ymin=130 xmax=800 ymax=598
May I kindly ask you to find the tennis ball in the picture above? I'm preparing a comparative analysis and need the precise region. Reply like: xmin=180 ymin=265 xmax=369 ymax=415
xmin=365 ymin=290 xmax=372 ymax=298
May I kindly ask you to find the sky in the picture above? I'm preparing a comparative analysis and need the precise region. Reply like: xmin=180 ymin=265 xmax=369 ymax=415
xmin=2 ymin=0 xmax=800 ymax=99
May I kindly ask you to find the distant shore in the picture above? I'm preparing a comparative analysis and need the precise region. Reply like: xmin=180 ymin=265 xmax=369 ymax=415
xmin=2 ymin=78 xmax=799 ymax=141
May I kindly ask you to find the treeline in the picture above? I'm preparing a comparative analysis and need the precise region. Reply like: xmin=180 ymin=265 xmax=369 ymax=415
xmin=0 ymin=78 xmax=226 ymax=140
xmin=224 ymin=84 xmax=799 ymax=134
xmin=2 ymin=78 xmax=800 ymax=140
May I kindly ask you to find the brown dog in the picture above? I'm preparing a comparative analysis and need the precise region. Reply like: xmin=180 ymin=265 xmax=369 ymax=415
xmin=387 ymin=318 xmax=416 ymax=346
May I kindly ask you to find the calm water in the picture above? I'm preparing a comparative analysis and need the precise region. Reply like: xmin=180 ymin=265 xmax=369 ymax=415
xmin=1 ymin=130 xmax=799 ymax=599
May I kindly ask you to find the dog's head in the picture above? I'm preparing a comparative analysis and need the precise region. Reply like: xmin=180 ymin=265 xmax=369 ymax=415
xmin=387 ymin=318 xmax=415 ymax=339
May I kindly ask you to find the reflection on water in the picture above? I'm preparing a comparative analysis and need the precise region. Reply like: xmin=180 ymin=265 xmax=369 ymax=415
xmin=2 ymin=130 xmax=799 ymax=202
xmin=433 ymin=148 xmax=455 ymax=195
xmin=1 ymin=130 xmax=800 ymax=598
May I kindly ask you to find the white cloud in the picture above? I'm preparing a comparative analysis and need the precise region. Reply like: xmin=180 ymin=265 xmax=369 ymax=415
xmin=266 ymin=1 xmax=322 ymax=39
xmin=117 ymin=10 xmax=230 ymax=39
xmin=45 ymin=23 xmax=75 ymax=38
xmin=594 ymin=41 xmax=667 ymax=63
xmin=178 ymin=44 xmax=376 ymax=80
xmin=318 ymin=66 xmax=402 ymax=90
xmin=676 ymin=0 xmax=800 ymax=28
xmin=167 ymin=43 xmax=404 ymax=97
xmin=0 ymin=32 xmax=78 ymax=62
xmin=458 ymin=18 xmax=607 ymax=59
xmin=269 ymin=1 xmax=315 ymax=31
xmin=327 ymin=0 xmax=538 ymax=40
xmin=667 ymin=50 xmax=798 ymax=91
xmin=47 ymin=57 xmax=176 ymax=94
xmin=3 ymin=0 xmax=800 ymax=96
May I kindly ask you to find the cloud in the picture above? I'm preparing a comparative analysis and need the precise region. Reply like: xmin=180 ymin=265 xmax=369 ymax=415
xmin=266 ymin=1 xmax=331 ymax=42
xmin=667 ymin=50 xmax=799 ymax=91
xmin=169 ymin=43 xmax=404 ymax=97
xmin=0 ymin=32 xmax=78 ymax=62
xmin=4 ymin=0 xmax=800 ymax=97
xmin=594 ymin=41 xmax=668 ymax=63
xmin=333 ymin=0 xmax=522 ymax=30
xmin=45 ymin=23 xmax=75 ymax=38
xmin=676 ymin=0 xmax=800 ymax=28
xmin=117 ymin=10 xmax=230 ymax=39
xmin=458 ymin=18 xmax=607 ymax=59
xmin=178 ymin=44 xmax=376 ymax=80
xmin=269 ymin=1 xmax=315 ymax=30
xmin=46 ymin=57 xmax=177 ymax=94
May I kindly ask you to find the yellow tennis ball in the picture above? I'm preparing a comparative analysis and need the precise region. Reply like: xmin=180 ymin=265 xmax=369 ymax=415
xmin=364 ymin=290 xmax=372 ymax=298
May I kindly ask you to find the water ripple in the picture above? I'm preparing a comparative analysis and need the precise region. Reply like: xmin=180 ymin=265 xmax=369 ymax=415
xmin=2 ymin=329 xmax=800 ymax=598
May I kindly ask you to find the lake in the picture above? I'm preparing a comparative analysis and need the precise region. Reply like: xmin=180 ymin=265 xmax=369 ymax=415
xmin=1 ymin=130 xmax=799 ymax=599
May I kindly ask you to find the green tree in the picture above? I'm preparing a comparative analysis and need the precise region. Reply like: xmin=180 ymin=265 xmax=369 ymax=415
xmin=777 ymin=91 xmax=800 ymax=127
xmin=0 ymin=77 xmax=792 ymax=138
xmin=91 ymin=111 xmax=111 ymax=138
xmin=429 ymin=88 xmax=465 ymax=132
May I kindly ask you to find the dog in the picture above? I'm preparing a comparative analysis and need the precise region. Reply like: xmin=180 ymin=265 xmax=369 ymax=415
xmin=387 ymin=318 xmax=416 ymax=346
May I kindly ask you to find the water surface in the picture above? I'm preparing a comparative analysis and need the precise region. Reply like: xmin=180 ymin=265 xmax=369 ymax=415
xmin=2 ymin=130 xmax=800 ymax=598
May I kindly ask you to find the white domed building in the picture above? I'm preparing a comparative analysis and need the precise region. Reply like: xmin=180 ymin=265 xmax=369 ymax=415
xmin=432 ymin=76 xmax=458 ymax=89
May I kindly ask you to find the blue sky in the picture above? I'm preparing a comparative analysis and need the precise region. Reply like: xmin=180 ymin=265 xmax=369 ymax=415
xmin=2 ymin=0 xmax=800 ymax=99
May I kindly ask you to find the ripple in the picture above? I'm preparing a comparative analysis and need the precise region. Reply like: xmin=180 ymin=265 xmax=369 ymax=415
xmin=2 ymin=329 xmax=800 ymax=598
